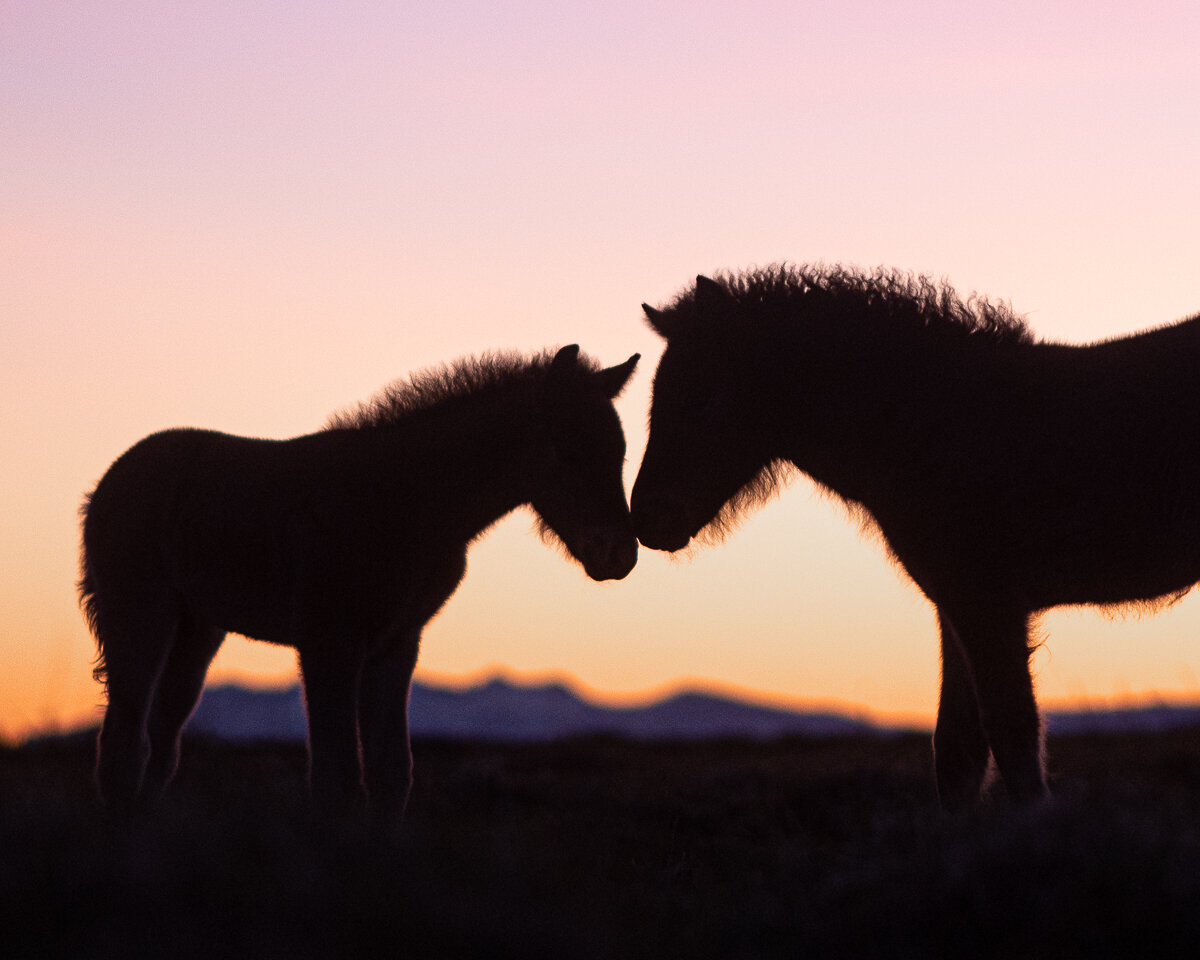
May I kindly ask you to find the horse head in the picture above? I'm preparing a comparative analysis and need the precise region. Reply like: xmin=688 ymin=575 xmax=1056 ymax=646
xmin=533 ymin=345 xmax=640 ymax=580
xmin=633 ymin=277 xmax=785 ymax=551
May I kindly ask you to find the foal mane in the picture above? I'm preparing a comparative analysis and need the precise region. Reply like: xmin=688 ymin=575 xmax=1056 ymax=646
xmin=326 ymin=348 xmax=600 ymax=430
xmin=678 ymin=263 xmax=1033 ymax=345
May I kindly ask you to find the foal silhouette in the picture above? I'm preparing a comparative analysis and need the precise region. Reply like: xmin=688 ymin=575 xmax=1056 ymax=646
xmin=81 ymin=345 xmax=639 ymax=826
xmin=632 ymin=265 xmax=1200 ymax=809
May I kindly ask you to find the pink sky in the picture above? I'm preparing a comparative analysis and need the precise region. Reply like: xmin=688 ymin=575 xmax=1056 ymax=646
xmin=3 ymin=1 xmax=1199 ymax=738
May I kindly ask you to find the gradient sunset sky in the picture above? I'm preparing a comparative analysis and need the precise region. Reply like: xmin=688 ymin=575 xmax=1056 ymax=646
xmin=4 ymin=1 xmax=1199 ymax=739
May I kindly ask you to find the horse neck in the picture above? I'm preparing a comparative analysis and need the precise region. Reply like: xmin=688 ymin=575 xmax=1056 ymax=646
xmin=770 ymin=317 xmax=944 ymax=502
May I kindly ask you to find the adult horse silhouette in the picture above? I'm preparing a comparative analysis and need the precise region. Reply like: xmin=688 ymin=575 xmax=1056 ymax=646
xmin=632 ymin=264 xmax=1200 ymax=809
xmin=81 ymin=345 xmax=639 ymax=826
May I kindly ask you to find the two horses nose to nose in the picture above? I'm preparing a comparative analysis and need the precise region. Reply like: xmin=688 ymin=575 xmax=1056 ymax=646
xmin=579 ymin=493 xmax=691 ymax=578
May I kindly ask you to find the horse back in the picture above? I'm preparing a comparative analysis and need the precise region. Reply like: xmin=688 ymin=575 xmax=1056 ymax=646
xmin=881 ymin=316 xmax=1200 ymax=609
xmin=82 ymin=427 xmax=463 ymax=643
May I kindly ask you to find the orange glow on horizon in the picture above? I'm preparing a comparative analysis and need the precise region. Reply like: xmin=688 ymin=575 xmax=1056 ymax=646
xmin=18 ymin=652 xmax=1200 ymax=746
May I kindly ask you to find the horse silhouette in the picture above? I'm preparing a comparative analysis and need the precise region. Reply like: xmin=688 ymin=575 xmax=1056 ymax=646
xmin=80 ymin=344 xmax=639 ymax=826
xmin=631 ymin=264 xmax=1200 ymax=809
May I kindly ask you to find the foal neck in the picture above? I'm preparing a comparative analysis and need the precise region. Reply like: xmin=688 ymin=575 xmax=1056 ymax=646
xmin=393 ymin=384 xmax=547 ymax=536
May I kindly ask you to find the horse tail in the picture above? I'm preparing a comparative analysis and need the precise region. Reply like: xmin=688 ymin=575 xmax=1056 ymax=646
xmin=77 ymin=490 xmax=108 ymax=689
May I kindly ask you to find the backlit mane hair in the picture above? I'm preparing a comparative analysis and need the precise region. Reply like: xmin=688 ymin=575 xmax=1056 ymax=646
xmin=657 ymin=264 xmax=1032 ymax=548
xmin=693 ymin=458 xmax=794 ymax=551
xmin=326 ymin=348 xmax=600 ymax=429
xmin=673 ymin=263 xmax=1034 ymax=345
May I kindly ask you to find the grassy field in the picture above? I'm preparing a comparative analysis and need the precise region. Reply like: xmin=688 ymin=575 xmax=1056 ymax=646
xmin=4 ymin=728 xmax=1200 ymax=959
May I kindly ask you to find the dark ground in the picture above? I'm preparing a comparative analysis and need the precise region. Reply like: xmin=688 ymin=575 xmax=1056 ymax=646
xmin=4 ymin=728 xmax=1200 ymax=959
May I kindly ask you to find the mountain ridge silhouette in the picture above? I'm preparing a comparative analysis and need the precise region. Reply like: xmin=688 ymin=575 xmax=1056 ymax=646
xmin=186 ymin=676 xmax=880 ymax=742
xmin=184 ymin=676 xmax=1200 ymax=742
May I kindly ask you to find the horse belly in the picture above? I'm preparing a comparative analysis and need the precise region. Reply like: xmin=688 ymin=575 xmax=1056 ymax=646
xmin=180 ymin=533 xmax=469 ymax=648
xmin=167 ymin=478 xmax=325 ymax=642
xmin=172 ymin=537 xmax=300 ymax=644
xmin=879 ymin=492 xmax=1200 ymax=614
xmin=1028 ymin=544 xmax=1200 ymax=610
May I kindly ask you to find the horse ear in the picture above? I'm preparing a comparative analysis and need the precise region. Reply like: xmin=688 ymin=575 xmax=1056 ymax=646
xmin=550 ymin=344 xmax=581 ymax=374
xmin=693 ymin=275 xmax=735 ymax=314
xmin=642 ymin=303 xmax=674 ymax=340
xmin=546 ymin=344 xmax=582 ymax=401
xmin=598 ymin=353 xmax=639 ymax=399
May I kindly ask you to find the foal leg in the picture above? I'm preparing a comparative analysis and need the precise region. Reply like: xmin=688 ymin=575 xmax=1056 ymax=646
xmin=941 ymin=605 xmax=1048 ymax=804
xmin=933 ymin=610 xmax=991 ymax=812
xmin=358 ymin=628 xmax=422 ymax=833
xmin=299 ymin=642 xmax=367 ymax=818
xmin=143 ymin=622 xmax=225 ymax=799
xmin=94 ymin=612 xmax=177 ymax=813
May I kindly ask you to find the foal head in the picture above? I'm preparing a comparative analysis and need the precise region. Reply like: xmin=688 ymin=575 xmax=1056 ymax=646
xmin=632 ymin=276 xmax=787 ymax=552
xmin=533 ymin=345 xmax=640 ymax=580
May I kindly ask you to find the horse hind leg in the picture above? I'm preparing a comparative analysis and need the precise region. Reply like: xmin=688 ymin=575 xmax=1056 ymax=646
xmin=142 ymin=621 xmax=226 ymax=799
xmin=93 ymin=608 xmax=179 ymax=814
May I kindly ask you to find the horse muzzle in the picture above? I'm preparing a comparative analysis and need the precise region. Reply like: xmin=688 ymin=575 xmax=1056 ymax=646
xmin=630 ymin=494 xmax=695 ymax=553
xmin=579 ymin=528 xmax=639 ymax=581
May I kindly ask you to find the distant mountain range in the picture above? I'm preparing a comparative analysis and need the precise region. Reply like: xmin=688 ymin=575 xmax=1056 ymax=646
xmin=184 ymin=677 xmax=1200 ymax=742
xmin=186 ymin=677 xmax=878 ymax=742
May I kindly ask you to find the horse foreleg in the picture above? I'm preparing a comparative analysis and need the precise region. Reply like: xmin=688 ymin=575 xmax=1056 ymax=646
xmin=358 ymin=629 xmax=421 ymax=834
xmin=933 ymin=610 xmax=991 ymax=811
xmin=941 ymin=605 xmax=1049 ymax=804
xmin=299 ymin=643 xmax=367 ymax=819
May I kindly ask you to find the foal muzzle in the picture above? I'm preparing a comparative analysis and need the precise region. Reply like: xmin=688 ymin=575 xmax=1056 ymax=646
xmin=579 ymin=528 xmax=639 ymax=581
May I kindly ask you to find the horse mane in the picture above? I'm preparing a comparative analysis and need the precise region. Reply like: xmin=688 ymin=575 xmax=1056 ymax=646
xmin=651 ymin=264 xmax=1033 ymax=548
xmin=690 ymin=458 xmax=794 ymax=550
xmin=325 ymin=348 xmax=600 ymax=430
xmin=672 ymin=263 xmax=1034 ymax=345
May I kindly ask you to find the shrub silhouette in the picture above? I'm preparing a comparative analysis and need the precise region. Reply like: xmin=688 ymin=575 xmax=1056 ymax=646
xmin=6 ymin=728 xmax=1200 ymax=958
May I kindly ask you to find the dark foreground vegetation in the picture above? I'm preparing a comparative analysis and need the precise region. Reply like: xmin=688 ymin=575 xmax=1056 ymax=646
xmin=4 ymin=728 xmax=1200 ymax=959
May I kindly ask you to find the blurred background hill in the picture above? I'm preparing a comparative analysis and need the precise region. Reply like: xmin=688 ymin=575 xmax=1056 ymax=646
xmin=183 ymin=675 xmax=1200 ymax=743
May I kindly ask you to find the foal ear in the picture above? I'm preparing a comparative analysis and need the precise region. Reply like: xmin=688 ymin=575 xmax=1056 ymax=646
xmin=598 ymin=353 xmax=640 ymax=399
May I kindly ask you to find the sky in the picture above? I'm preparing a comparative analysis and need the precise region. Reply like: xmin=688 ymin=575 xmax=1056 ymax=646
xmin=3 ymin=0 xmax=1199 ymax=740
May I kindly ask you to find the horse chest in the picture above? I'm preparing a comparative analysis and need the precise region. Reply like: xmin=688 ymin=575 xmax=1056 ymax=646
xmin=392 ymin=550 xmax=469 ymax=624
